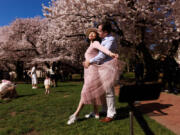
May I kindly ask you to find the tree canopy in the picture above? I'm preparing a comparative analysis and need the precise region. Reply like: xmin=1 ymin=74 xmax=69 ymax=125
xmin=0 ymin=0 xmax=180 ymax=80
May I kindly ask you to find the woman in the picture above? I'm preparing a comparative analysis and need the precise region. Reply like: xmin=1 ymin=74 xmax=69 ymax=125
xmin=67 ymin=28 xmax=124 ymax=125
xmin=31 ymin=64 xmax=38 ymax=89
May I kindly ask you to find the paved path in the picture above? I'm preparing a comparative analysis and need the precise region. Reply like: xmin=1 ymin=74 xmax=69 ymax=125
xmin=115 ymin=86 xmax=180 ymax=135
xmin=140 ymin=93 xmax=180 ymax=135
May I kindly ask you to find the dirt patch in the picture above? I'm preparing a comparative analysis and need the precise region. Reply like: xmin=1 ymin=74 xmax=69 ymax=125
xmin=10 ymin=112 xmax=16 ymax=117
xmin=64 ymin=94 xmax=70 ymax=98
xmin=25 ymin=130 xmax=39 ymax=135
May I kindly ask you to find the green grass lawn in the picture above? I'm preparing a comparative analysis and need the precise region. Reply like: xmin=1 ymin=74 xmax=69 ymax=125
xmin=0 ymin=81 xmax=175 ymax=135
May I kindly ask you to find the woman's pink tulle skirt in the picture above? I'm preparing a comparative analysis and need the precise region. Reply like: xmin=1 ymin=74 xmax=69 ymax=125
xmin=81 ymin=58 xmax=125 ymax=105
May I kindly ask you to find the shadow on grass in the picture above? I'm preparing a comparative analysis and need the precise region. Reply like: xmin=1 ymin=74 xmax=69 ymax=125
xmin=55 ymin=90 xmax=68 ymax=93
xmin=115 ymin=106 xmax=130 ymax=120
xmin=37 ymin=85 xmax=78 ymax=89
xmin=0 ymin=94 xmax=37 ymax=103
xmin=77 ymin=118 xmax=87 ymax=122
xmin=17 ymin=94 xmax=36 ymax=98
xmin=125 ymin=102 xmax=172 ymax=135
xmin=75 ymin=105 xmax=158 ymax=135
xmin=116 ymin=104 xmax=158 ymax=135
xmin=133 ymin=106 xmax=155 ymax=135
xmin=0 ymin=99 xmax=11 ymax=103
xmin=61 ymin=84 xmax=80 ymax=87
xmin=37 ymin=86 xmax=45 ymax=89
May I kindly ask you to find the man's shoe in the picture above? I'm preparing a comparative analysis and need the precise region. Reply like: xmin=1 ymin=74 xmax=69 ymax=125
xmin=95 ymin=115 xmax=100 ymax=119
xmin=100 ymin=117 xmax=113 ymax=123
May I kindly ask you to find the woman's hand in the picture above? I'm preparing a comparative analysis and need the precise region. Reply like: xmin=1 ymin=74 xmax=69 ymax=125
xmin=110 ymin=53 xmax=119 ymax=59
xmin=83 ymin=60 xmax=90 ymax=68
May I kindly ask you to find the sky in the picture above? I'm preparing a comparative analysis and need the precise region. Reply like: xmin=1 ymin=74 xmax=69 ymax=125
xmin=0 ymin=0 xmax=51 ymax=26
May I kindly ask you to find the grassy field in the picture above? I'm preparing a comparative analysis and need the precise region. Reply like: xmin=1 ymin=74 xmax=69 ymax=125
xmin=0 ymin=81 xmax=176 ymax=135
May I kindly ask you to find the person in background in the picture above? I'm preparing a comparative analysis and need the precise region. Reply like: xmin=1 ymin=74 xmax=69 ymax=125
xmin=49 ymin=66 xmax=56 ymax=87
xmin=31 ymin=64 xmax=38 ymax=89
xmin=0 ymin=79 xmax=18 ymax=99
xmin=44 ymin=74 xmax=51 ymax=95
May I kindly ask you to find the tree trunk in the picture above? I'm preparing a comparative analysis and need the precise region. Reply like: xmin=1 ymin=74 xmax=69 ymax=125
xmin=137 ymin=43 xmax=158 ymax=81
xmin=137 ymin=27 xmax=159 ymax=81
xmin=16 ymin=61 xmax=24 ymax=81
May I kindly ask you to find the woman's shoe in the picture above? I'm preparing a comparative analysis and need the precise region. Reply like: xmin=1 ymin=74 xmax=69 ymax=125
xmin=85 ymin=112 xmax=99 ymax=119
xmin=67 ymin=114 xmax=77 ymax=125
xmin=85 ymin=112 xmax=94 ymax=118
xmin=95 ymin=114 xmax=100 ymax=119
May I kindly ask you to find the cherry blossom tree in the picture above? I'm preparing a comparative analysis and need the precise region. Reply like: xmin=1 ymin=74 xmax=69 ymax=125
xmin=0 ymin=17 xmax=47 ymax=79
xmin=0 ymin=26 xmax=15 ymax=71
xmin=0 ymin=0 xmax=179 ymax=81
xmin=43 ymin=0 xmax=180 ymax=80
xmin=172 ymin=0 xmax=180 ymax=63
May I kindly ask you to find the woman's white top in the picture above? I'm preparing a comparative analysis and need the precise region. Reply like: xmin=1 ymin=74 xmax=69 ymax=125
xmin=44 ymin=78 xmax=51 ymax=86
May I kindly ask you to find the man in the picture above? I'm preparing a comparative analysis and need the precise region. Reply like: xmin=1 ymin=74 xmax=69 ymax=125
xmin=84 ymin=21 xmax=117 ymax=122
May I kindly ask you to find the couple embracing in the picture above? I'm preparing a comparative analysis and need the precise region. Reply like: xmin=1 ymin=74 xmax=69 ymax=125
xmin=67 ymin=21 xmax=125 ymax=125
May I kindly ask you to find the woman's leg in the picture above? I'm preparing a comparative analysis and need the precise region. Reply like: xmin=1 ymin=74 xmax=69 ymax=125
xmin=45 ymin=89 xmax=47 ymax=94
xmin=93 ymin=104 xmax=100 ymax=119
xmin=93 ymin=104 xmax=99 ymax=116
xmin=48 ymin=89 xmax=50 ymax=94
xmin=73 ymin=98 xmax=84 ymax=117
xmin=67 ymin=98 xmax=84 ymax=125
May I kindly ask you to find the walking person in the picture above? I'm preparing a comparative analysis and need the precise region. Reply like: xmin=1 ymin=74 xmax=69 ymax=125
xmin=67 ymin=26 xmax=123 ymax=125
